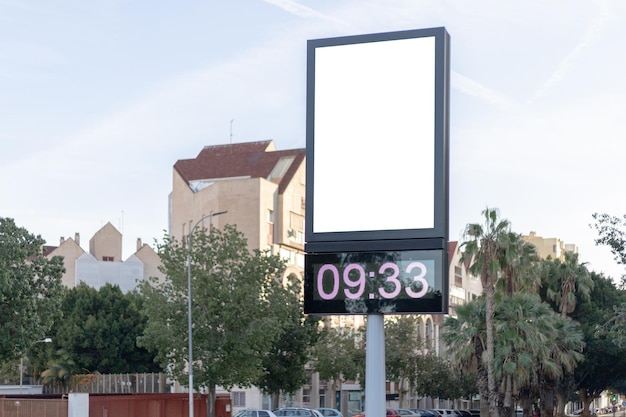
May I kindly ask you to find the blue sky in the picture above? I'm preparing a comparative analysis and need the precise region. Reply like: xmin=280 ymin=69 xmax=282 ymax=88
xmin=1 ymin=0 xmax=625 ymax=280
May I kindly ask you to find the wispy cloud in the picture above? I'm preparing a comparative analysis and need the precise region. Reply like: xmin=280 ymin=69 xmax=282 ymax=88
xmin=452 ymin=70 xmax=517 ymax=109
xmin=263 ymin=0 xmax=338 ymax=22
xmin=530 ymin=0 xmax=613 ymax=102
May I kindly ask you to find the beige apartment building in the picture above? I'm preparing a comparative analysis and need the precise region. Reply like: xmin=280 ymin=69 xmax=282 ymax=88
xmin=169 ymin=140 xmax=308 ymax=282
xmin=44 ymin=222 xmax=164 ymax=292
xmin=522 ymin=231 xmax=579 ymax=260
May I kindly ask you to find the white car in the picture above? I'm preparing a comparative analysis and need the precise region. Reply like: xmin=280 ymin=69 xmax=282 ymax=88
xmin=275 ymin=408 xmax=323 ymax=417
xmin=317 ymin=408 xmax=344 ymax=417
xmin=235 ymin=410 xmax=279 ymax=417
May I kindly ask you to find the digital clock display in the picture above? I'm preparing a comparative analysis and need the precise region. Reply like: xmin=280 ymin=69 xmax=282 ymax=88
xmin=304 ymin=249 xmax=446 ymax=315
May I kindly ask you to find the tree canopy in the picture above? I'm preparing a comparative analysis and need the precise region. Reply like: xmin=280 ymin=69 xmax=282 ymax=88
xmin=449 ymin=208 xmax=599 ymax=417
xmin=570 ymin=272 xmax=626 ymax=415
xmin=257 ymin=275 xmax=321 ymax=407
xmin=138 ymin=224 xmax=290 ymax=415
xmin=0 ymin=217 xmax=64 ymax=363
xmin=591 ymin=212 xmax=626 ymax=282
xmin=49 ymin=282 xmax=160 ymax=374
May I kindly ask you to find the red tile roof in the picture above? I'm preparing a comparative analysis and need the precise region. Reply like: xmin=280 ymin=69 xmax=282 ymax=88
xmin=174 ymin=140 xmax=305 ymax=194
xmin=448 ymin=241 xmax=457 ymax=256
xmin=42 ymin=245 xmax=58 ymax=257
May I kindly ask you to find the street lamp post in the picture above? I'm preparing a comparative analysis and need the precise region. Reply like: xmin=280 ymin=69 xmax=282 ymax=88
xmin=187 ymin=210 xmax=227 ymax=417
xmin=20 ymin=337 xmax=52 ymax=394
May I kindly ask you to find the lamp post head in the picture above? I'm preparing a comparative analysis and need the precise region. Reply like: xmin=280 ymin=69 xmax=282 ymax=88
xmin=41 ymin=338 xmax=52 ymax=343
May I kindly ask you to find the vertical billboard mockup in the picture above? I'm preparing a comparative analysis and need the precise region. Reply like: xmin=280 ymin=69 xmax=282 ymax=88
xmin=304 ymin=27 xmax=450 ymax=315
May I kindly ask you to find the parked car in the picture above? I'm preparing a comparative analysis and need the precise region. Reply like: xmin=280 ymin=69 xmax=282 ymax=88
xmin=467 ymin=411 xmax=480 ymax=417
xmin=275 ymin=408 xmax=320 ymax=417
xmin=353 ymin=408 xmax=401 ymax=417
xmin=410 ymin=409 xmax=439 ymax=417
xmin=397 ymin=410 xmax=420 ymax=417
xmin=432 ymin=410 xmax=460 ymax=417
xmin=317 ymin=408 xmax=344 ymax=417
xmin=457 ymin=411 xmax=473 ymax=417
xmin=235 ymin=410 xmax=279 ymax=417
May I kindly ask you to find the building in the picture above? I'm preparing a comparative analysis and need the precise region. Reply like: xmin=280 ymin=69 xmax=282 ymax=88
xmin=170 ymin=140 xmax=307 ymax=280
xmin=522 ymin=231 xmax=578 ymax=261
xmin=44 ymin=222 xmax=164 ymax=292
xmin=169 ymin=140 xmax=487 ymax=412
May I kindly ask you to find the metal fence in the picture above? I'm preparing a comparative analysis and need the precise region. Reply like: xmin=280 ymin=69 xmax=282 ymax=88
xmin=43 ymin=373 xmax=169 ymax=394
xmin=0 ymin=398 xmax=67 ymax=417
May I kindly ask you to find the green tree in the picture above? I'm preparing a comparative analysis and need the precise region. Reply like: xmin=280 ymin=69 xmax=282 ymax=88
xmin=138 ymin=224 xmax=287 ymax=417
xmin=461 ymin=208 xmax=512 ymax=417
xmin=591 ymin=213 xmax=626 ymax=281
xmin=442 ymin=300 xmax=488 ymax=416
xmin=311 ymin=324 xmax=362 ymax=409
xmin=385 ymin=315 xmax=421 ymax=406
xmin=443 ymin=294 xmax=584 ymax=417
xmin=495 ymin=293 xmax=583 ymax=417
xmin=408 ymin=351 xmax=471 ymax=401
xmin=41 ymin=349 xmax=79 ymax=390
xmin=257 ymin=276 xmax=321 ymax=408
xmin=570 ymin=272 xmax=626 ymax=417
xmin=50 ymin=282 xmax=160 ymax=374
xmin=497 ymin=233 xmax=540 ymax=296
xmin=0 ymin=217 xmax=64 ymax=363
xmin=538 ymin=253 xmax=593 ymax=417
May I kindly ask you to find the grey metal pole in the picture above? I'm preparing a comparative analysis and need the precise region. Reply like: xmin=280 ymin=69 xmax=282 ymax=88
xmin=187 ymin=230 xmax=194 ymax=417
xmin=188 ymin=211 xmax=227 ymax=417
xmin=20 ymin=338 xmax=51 ymax=395
xmin=365 ymin=314 xmax=385 ymax=417
xmin=19 ymin=357 xmax=23 ymax=394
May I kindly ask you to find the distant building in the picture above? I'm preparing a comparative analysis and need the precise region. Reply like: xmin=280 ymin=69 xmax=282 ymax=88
xmin=44 ymin=222 xmax=164 ymax=292
xmin=170 ymin=140 xmax=309 ymax=288
xmin=522 ymin=231 xmax=579 ymax=261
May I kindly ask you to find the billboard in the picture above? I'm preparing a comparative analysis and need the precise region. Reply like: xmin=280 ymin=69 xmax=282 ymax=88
xmin=304 ymin=27 xmax=450 ymax=315
xmin=305 ymin=27 xmax=450 ymax=247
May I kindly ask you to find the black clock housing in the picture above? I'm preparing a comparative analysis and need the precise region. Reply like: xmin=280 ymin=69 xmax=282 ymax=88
xmin=304 ymin=248 xmax=446 ymax=315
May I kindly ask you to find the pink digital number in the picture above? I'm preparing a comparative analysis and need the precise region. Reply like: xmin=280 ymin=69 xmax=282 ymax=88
xmin=377 ymin=262 xmax=401 ymax=298
xmin=317 ymin=264 xmax=339 ymax=300
xmin=343 ymin=263 xmax=366 ymax=299
xmin=405 ymin=261 xmax=428 ymax=298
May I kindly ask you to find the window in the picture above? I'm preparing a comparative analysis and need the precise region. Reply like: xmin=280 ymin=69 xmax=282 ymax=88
xmin=268 ymin=209 xmax=274 ymax=245
xmin=268 ymin=156 xmax=295 ymax=181
xmin=233 ymin=391 xmax=245 ymax=407
xmin=289 ymin=212 xmax=305 ymax=243
xmin=425 ymin=319 xmax=433 ymax=349
xmin=303 ymin=388 xmax=311 ymax=405
xmin=103 ymin=256 xmax=114 ymax=262
xmin=454 ymin=265 xmax=463 ymax=287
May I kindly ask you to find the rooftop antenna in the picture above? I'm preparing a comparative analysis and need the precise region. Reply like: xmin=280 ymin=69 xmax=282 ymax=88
xmin=230 ymin=119 xmax=234 ymax=144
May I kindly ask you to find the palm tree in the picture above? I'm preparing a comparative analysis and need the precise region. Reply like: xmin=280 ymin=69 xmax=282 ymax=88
xmin=493 ymin=293 xmax=584 ymax=417
xmin=539 ymin=252 xmax=593 ymax=417
xmin=41 ymin=349 xmax=79 ymax=392
xmin=542 ymin=252 xmax=593 ymax=317
xmin=443 ymin=294 xmax=584 ymax=417
xmin=461 ymin=208 xmax=512 ymax=417
xmin=498 ymin=233 xmax=541 ymax=296
xmin=442 ymin=300 xmax=488 ymax=415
